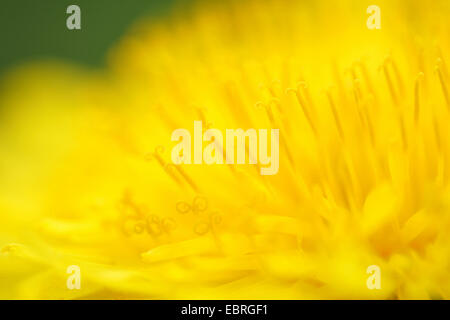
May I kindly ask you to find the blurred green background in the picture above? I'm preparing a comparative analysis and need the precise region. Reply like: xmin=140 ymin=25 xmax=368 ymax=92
xmin=0 ymin=0 xmax=179 ymax=75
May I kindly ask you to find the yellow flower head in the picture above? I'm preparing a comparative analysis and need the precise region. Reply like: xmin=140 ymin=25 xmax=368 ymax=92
xmin=1 ymin=0 xmax=450 ymax=299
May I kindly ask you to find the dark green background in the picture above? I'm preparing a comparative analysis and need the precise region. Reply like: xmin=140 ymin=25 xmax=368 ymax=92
xmin=0 ymin=0 xmax=179 ymax=75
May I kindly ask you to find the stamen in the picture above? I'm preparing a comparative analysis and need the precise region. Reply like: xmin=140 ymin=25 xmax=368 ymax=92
xmin=414 ymin=72 xmax=424 ymax=125
xmin=172 ymin=164 xmax=200 ymax=193
xmin=383 ymin=59 xmax=399 ymax=106
xmin=299 ymin=81 xmax=316 ymax=110
xmin=194 ymin=212 xmax=222 ymax=236
xmin=332 ymin=61 xmax=348 ymax=102
xmin=436 ymin=65 xmax=450 ymax=110
xmin=147 ymin=146 xmax=183 ymax=186
xmin=353 ymin=80 xmax=375 ymax=146
xmin=326 ymin=89 xmax=344 ymax=140
xmin=176 ymin=196 xmax=208 ymax=214
xmin=390 ymin=58 xmax=405 ymax=96
xmin=257 ymin=100 xmax=295 ymax=170
xmin=436 ymin=47 xmax=449 ymax=80
xmin=382 ymin=60 xmax=407 ymax=148
xmin=433 ymin=113 xmax=442 ymax=152
xmin=196 ymin=106 xmax=208 ymax=125
xmin=356 ymin=60 xmax=377 ymax=100
xmin=286 ymin=86 xmax=317 ymax=136
xmin=224 ymin=82 xmax=254 ymax=127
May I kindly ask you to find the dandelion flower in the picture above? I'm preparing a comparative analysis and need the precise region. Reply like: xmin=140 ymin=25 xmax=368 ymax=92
xmin=1 ymin=0 xmax=450 ymax=299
